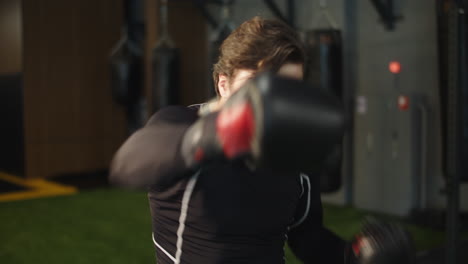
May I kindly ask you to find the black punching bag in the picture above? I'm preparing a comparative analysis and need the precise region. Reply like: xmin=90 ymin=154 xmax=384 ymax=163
xmin=305 ymin=29 xmax=344 ymax=193
xmin=109 ymin=30 xmax=142 ymax=106
xmin=151 ymin=0 xmax=180 ymax=114
xmin=305 ymin=30 xmax=343 ymax=97
xmin=110 ymin=0 xmax=145 ymax=134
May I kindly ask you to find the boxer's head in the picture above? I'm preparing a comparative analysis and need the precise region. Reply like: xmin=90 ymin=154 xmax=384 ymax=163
xmin=213 ymin=16 xmax=305 ymax=103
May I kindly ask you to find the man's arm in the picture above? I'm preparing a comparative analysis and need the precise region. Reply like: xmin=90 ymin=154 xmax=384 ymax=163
xmin=288 ymin=174 xmax=417 ymax=264
xmin=109 ymin=106 xmax=198 ymax=190
xmin=287 ymin=174 xmax=346 ymax=264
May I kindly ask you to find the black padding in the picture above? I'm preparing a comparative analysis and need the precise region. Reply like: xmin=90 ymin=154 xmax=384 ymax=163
xmin=305 ymin=29 xmax=343 ymax=98
xmin=109 ymin=40 xmax=143 ymax=106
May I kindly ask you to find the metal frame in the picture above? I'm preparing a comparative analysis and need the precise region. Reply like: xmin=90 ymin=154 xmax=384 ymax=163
xmin=193 ymin=0 xmax=220 ymax=28
xmin=194 ymin=0 xmax=296 ymax=29
xmin=263 ymin=0 xmax=296 ymax=28
xmin=445 ymin=5 xmax=460 ymax=263
xmin=369 ymin=0 xmax=397 ymax=30
xmin=443 ymin=1 xmax=465 ymax=263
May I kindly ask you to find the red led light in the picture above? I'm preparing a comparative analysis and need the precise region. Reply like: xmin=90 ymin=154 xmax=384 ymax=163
xmin=398 ymin=95 xmax=409 ymax=111
xmin=389 ymin=61 xmax=401 ymax=74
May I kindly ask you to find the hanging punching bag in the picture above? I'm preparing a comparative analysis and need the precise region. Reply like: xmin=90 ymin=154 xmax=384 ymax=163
xmin=151 ymin=0 xmax=180 ymax=114
xmin=305 ymin=29 xmax=343 ymax=97
xmin=110 ymin=0 xmax=145 ymax=134
xmin=305 ymin=29 xmax=344 ymax=193
xmin=109 ymin=31 xmax=142 ymax=106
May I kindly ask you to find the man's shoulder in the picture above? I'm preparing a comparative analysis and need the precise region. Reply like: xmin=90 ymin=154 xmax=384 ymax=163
xmin=187 ymin=103 xmax=205 ymax=111
xmin=147 ymin=105 xmax=199 ymax=125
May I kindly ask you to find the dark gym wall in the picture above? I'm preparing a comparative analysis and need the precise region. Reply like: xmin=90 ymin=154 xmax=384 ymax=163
xmin=0 ymin=0 xmax=24 ymax=175
xmin=22 ymin=0 xmax=127 ymax=178
xmin=0 ymin=0 xmax=22 ymax=74
xmin=145 ymin=0 xmax=209 ymax=113
xmin=350 ymin=0 xmax=442 ymax=214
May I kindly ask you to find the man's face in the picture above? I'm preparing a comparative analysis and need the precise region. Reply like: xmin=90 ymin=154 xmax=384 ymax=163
xmin=217 ymin=63 xmax=304 ymax=102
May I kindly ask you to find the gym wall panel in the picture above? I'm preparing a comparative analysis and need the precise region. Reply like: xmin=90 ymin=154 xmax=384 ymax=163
xmin=22 ymin=0 xmax=127 ymax=178
xmin=0 ymin=0 xmax=22 ymax=74
xmin=144 ymin=0 xmax=157 ymax=114
xmin=168 ymin=1 xmax=209 ymax=105
xmin=25 ymin=141 xmax=110 ymax=178
xmin=352 ymin=0 xmax=442 ymax=215
xmin=0 ymin=0 xmax=24 ymax=175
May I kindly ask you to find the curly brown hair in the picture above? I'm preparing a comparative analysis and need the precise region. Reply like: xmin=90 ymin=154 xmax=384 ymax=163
xmin=212 ymin=16 xmax=305 ymax=95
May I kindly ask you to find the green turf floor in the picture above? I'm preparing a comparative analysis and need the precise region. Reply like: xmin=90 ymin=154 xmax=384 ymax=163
xmin=0 ymin=188 xmax=449 ymax=264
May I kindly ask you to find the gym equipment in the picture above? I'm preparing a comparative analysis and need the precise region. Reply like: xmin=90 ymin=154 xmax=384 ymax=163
xmin=263 ymin=0 xmax=296 ymax=28
xmin=109 ymin=0 xmax=145 ymax=134
xmin=369 ymin=0 xmax=398 ymax=31
xmin=305 ymin=0 xmax=344 ymax=193
xmin=151 ymin=0 xmax=180 ymax=113
xmin=346 ymin=218 xmax=416 ymax=264
xmin=182 ymin=72 xmax=345 ymax=172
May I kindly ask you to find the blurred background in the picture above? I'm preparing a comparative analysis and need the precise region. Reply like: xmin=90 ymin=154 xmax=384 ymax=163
xmin=0 ymin=0 xmax=467 ymax=263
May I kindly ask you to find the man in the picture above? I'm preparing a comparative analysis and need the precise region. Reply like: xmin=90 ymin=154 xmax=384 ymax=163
xmin=110 ymin=16 xmax=414 ymax=264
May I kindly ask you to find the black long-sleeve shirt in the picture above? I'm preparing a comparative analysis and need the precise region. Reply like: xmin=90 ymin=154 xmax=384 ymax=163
xmin=110 ymin=105 xmax=345 ymax=264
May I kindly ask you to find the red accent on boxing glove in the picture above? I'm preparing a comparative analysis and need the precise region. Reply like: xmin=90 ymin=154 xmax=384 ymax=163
xmin=352 ymin=236 xmax=362 ymax=257
xmin=194 ymin=148 xmax=205 ymax=162
xmin=216 ymin=102 xmax=255 ymax=158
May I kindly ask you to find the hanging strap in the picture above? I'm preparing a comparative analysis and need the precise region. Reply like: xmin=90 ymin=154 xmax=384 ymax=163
xmin=218 ymin=0 xmax=236 ymax=32
xmin=157 ymin=0 xmax=175 ymax=47
xmin=311 ymin=0 xmax=339 ymax=29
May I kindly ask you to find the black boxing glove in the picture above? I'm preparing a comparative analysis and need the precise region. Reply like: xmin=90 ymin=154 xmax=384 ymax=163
xmin=181 ymin=78 xmax=259 ymax=167
xmin=181 ymin=72 xmax=345 ymax=170
xmin=345 ymin=218 xmax=416 ymax=264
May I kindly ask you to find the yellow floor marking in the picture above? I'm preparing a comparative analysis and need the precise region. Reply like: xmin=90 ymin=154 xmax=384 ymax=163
xmin=0 ymin=172 xmax=77 ymax=202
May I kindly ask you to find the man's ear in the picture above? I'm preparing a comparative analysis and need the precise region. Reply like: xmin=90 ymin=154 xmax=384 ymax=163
xmin=217 ymin=74 xmax=230 ymax=99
